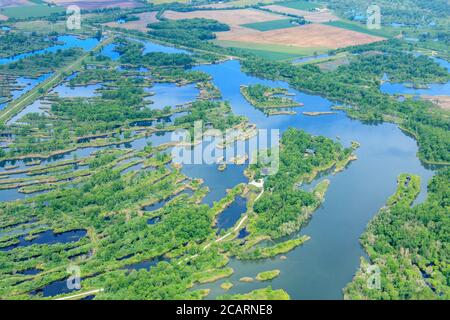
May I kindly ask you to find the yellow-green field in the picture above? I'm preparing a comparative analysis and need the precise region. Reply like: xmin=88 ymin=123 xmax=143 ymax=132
xmin=13 ymin=20 xmax=68 ymax=33
xmin=0 ymin=4 xmax=65 ymax=19
xmin=199 ymin=0 xmax=285 ymax=8
xmin=148 ymin=0 xmax=188 ymax=4
xmin=215 ymin=39 xmax=328 ymax=61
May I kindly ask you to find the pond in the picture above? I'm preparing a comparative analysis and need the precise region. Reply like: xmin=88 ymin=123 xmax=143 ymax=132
xmin=145 ymin=83 xmax=199 ymax=110
xmin=32 ymin=278 xmax=79 ymax=297
xmin=143 ymin=188 xmax=194 ymax=212
xmin=237 ymin=227 xmax=249 ymax=239
xmin=51 ymin=82 xmax=102 ymax=98
xmin=293 ymin=53 xmax=331 ymax=64
xmin=99 ymin=43 xmax=120 ymax=60
xmin=122 ymin=255 xmax=168 ymax=271
xmin=6 ymin=99 xmax=48 ymax=125
xmin=215 ymin=196 xmax=247 ymax=234
xmin=0 ymin=35 xmax=101 ymax=111
xmin=136 ymin=38 xmax=191 ymax=55
xmin=0 ymin=229 xmax=87 ymax=251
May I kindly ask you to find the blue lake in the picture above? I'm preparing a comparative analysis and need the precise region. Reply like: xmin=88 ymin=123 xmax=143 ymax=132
xmin=189 ymin=59 xmax=435 ymax=299
xmin=51 ymin=82 xmax=102 ymax=98
xmin=138 ymin=39 xmax=190 ymax=55
xmin=145 ymin=83 xmax=198 ymax=109
xmin=0 ymin=38 xmax=442 ymax=299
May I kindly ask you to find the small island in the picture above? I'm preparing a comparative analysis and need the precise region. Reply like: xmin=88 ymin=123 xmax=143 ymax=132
xmin=240 ymin=84 xmax=302 ymax=115
xmin=220 ymin=281 xmax=234 ymax=291
xmin=256 ymin=269 xmax=281 ymax=281
xmin=302 ymin=111 xmax=337 ymax=116
xmin=239 ymin=276 xmax=254 ymax=283
xmin=217 ymin=286 xmax=290 ymax=300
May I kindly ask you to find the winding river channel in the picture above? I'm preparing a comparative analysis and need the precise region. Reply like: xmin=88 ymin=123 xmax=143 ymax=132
xmin=1 ymin=36 xmax=446 ymax=299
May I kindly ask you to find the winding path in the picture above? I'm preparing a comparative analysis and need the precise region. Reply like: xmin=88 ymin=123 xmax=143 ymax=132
xmin=54 ymin=288 xmax=104 ymax=301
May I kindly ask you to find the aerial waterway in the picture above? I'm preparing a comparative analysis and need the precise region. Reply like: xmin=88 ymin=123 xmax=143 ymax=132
xmin=1 ymin=36 xmax=442 ymax=299
xmin=190 ymin=59 xmax=436 ymax=299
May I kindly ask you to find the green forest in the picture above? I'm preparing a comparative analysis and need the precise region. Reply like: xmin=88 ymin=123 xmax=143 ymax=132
xmin=345 ymin=170 xmax=450 ymax=299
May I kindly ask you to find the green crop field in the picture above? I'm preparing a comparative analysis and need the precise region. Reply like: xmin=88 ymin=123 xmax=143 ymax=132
xmin=1 ymin=4 xmax=65 ymax=19
xmin=241 ymin=19 xmax=297 ymax=31
xmin=234 ymin=48 xmax=301 ymax=60
xmin=323 ymin=20 xmax=397 ymax=38
xmin=215 ymin=40 xmax=327 ymax=61
xmin=277 ymin=0 xmax=321 ymax=11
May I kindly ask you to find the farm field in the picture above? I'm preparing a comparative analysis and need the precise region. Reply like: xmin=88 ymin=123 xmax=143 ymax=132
xmin=149 ymin=0 xmax=189 ymax=3
xmin=0 ymin=0 xmax=31 ymax=9
xmin=198 ymin=0 xmax=286 ymax=9
xmin=163 ymin=9 xmax=284 ymax=27
xmin=164 ymin=8 xmax=385 ymax=52
xmin=421 ymin=95 xmax=450 ymax=111
xmin=323 ymin=20 xmax=398 ymax=38
xmin=0 ymin=3 xmax=65 ymax=19
xmin=263 ymin=5 xmax=339 ymax=23
xmin=105 ymin=11 xmax=159 ymax=32
xmin=275 ymin=0 xmax=321 ymax=11
xmin=13 ymin=19 xmax=67 ymax=32
xmin=216 ymin=23 xmax=385 ymax=50
xmin=42 ymin=0 xmax=142 ymax=9
xmin=214 ymin=39 xmax=327 ymax=60
xmin=240 ymin=19 xmax=298 ymax=31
